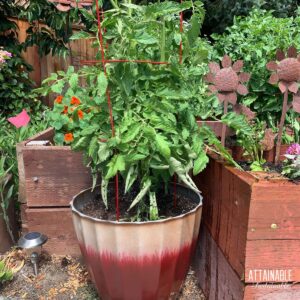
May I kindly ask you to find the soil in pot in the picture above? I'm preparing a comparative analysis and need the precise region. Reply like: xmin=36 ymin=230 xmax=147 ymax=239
xmin=79 ymin=181 xmax=199 ymax=221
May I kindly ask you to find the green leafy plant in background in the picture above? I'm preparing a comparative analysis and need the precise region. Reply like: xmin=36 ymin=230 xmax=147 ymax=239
xmin=0 ymin=158 xmax=15 ymax=244
xmin=202 ymin=0 xmax=299 ymax=35
xmin=0 ymin=1 xmax=40 ymax=115
xmin=38 ymin=1 xmax=238 ymax=221
xmin=0 ymin=260 xmax=13 ymax=283
xmin=212 ymin=9 xmax=300 ymax=136
xmin=222 ymin=109 xmax=277 ymax=171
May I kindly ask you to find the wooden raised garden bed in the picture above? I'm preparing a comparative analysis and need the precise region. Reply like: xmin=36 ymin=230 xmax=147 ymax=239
xmin=17 ymin=128 xmax=92 ymax=255
xmin=193 ymin=154 xmax=300 ymax=299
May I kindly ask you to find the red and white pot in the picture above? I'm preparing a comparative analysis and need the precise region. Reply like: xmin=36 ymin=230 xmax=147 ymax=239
xmin=71 ymin=184 xmax=202 ymax=300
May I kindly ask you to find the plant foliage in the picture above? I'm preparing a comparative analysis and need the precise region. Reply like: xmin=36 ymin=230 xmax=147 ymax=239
xmin=39 ymin=1 xmax=237 ymax=221
xmin=212 ymin=9 xmax=300 ymax=134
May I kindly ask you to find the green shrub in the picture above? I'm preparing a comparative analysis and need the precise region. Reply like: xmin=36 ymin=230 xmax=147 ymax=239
xmin=0 ymin=260 xmax=13 ymax=283
xmin=202 ymin=0 xmax=299 ymax=35
xmin=212 ymin=9 xmax=300 ymax=133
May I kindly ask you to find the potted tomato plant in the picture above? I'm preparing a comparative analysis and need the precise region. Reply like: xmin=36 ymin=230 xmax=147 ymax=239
xmin=38 ymin=1 xmax=237 ymax=298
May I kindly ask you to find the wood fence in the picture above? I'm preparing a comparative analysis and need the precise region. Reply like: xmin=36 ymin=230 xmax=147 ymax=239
xmin=14 ymin=18 xmax=97 ymax=105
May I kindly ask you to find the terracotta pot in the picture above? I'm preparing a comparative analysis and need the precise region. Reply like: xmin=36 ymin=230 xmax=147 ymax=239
xmin=197 ymin=120 xmax=234 ymax=138
xmin=71 ymin=184 xmax=202 ymax=300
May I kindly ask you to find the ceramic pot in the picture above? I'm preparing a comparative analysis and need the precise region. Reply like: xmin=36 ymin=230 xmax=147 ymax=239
xmin=71 ymin=183 xmax=202 ymax=300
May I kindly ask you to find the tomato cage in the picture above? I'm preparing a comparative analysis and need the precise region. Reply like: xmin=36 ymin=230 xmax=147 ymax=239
xmin=49 ymin=0 xmax=186 ymax=221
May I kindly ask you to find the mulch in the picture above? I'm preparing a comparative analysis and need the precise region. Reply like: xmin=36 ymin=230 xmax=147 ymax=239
xmin=0 ymin=250 xmax=205 ymax=300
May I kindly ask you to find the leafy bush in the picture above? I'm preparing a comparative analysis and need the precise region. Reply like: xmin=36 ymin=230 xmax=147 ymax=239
xmin=39 ymin=1 xmax=237 ymax=221
xmin=0 ymin=157 xmax=15 ymax=243
xmin=222 ymin=109 xmax=276 ymax=171
xmin=0 ymin=260 xmax=13 ymax=283
xmin=212 ymin=9 xmax=300 ymax=131
xmin=0 ymin=1 xmax=39 ymax=115
xmin=202 ymin=0 xmax=299 ymax=35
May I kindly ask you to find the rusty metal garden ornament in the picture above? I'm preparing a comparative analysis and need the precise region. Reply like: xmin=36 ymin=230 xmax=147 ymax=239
xmin=267 ymin=46 xmax=300 ymax=164
xmin=205 ymin=55 xmax=251 ymax=146
xmin=48 ymin=0 xmax=93 ymax=11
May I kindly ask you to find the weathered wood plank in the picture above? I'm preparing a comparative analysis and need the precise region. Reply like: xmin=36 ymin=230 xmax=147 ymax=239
xmin=23 ymin=147 xmax=92 ymax=207
xmin=194 ymin=156 xmax=254 ymax=279
xmin=245 ymin=239 xmax=300 ymax=283
xmin=244 ymin=284 xmax=300 ymax=300
xmin=25 ymin=207 xmax=80 ymax=256
xmin=194 ymin=225 xmax=300 ymax=299
xmin=17 ymin=128 xmax=54 ymax=204
xmin=248 ymin=196 xmax=300 ymax=240
xmin=17 ymin=128 xmax=93 ymax=207
xmin=193 ymin=224 xmax=244 ymax=300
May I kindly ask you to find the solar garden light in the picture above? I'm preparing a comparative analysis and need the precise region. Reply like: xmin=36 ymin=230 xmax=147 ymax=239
xmin=18 ymin=232 xmax=48 ymax=276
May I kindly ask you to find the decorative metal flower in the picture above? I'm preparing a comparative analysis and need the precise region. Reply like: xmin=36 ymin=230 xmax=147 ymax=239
xmin=233 ymin=104 xmax=256 ymax=121
xmin=266 ymin=46 xmax=300 ymax=94
xmin=260 ymin=128 xmax=277 ymax=152
xmin=205 ymin=55 xmax=251 ymax=145
xmin=205 ymin=55 xmax=251 ymax=105
xmin=266 ymin=46 xmax=300 ymax=164
xmin=48 ymin=0 xmax=93 ymax=11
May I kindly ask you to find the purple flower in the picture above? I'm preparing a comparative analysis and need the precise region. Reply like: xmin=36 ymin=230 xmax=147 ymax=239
xmin=286 ymin=143 xmax=300 ymax=155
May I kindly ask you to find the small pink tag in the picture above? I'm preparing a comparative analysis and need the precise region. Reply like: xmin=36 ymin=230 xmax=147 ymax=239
xmin=7 ymin=109 xmax=30 ymax=128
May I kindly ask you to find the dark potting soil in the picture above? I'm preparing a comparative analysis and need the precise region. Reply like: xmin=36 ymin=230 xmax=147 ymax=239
xmin=79 ymin=182 xmax=199 ymax=222
xmin=238 ymin=161 xmax=283 ymax=173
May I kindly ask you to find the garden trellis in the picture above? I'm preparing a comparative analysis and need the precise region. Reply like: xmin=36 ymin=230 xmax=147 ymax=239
xmin=49 ymin=0 xmax=186 ymax=220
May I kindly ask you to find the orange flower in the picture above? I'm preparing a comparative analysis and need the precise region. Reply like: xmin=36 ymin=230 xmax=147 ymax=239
xmin=64 ymin=133 xmax=74 ymax=142
xmin=70 ymin=96 xmax=81 ymax=106
xmin=62 ymin=105 xmax=68 ymax=114
xmin=77 ymin=109 xmax=84 ymax=119
xmin=55 ymin=95 xmax=63 ymax=104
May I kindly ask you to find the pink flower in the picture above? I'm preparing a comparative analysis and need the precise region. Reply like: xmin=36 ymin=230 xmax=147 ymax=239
xmin=7 ymin=109 xmax=30 ymax=128
xmin=286 ymin=143 xmax=300 ymax=155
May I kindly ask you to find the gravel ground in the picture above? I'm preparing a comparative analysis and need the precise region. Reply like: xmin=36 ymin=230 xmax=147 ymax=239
xmin=0 ymin=250 xmax=205 ymax=300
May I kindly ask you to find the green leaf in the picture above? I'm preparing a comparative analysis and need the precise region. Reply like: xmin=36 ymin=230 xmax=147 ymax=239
xmin=101 ymin=178 xmax=108 ymax=209
xmin=193 ymin=152 xmax=209 ymax=175
xmin=51 ymin=80 xmax=64 ymax=93
xmin=70 ymin=31 xmax=91 ymax=40
xmin=42 ymin=73 xmax=57 ymax=84
xmin=250 ymin=161 xmax=264 ymax=171
xmin=98 ymin=143 xmax=111 ymax=163
xmin=105 ymin=155 xmax=126 ymax=179
xmin=149 ymin=191 xmax=159 ymax=220
xmin=72 ymin=136 xmax=89 ymax=150
xmin=128 ymin=178 xmax=151 ymax=211
xmin=97 ymin=73 xmax=108 ymax=96
xmin=125 ymin=165 xmax=137 ymax=193
xmin=155 ymin=134 xmax=171 ymax=159
xmin=53 ymin=132 xmax=65 ymax=145
xmin=88 ymin=137 xmax=99 ymax=161
xmin=69 ymin=73 xmax=78 ymax=89
xmin=122 ymin=125 xmax=140 ymax=143
xmin=187 ymin=14 xmax=202 ymax=46
xmin=126 ymin=153 xmax=147 ymax=162
xmin=134 ymin=31 xmax=158 ymax=45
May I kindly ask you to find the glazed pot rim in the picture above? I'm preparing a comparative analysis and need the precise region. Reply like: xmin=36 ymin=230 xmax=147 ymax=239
xmin=70 ymin=183 xmax=203 ymax=225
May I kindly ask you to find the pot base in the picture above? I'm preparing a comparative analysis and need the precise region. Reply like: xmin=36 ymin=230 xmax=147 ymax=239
xmin=71 ymin=183 xmax=203 ymax=300
xmin=80 ymin=239 xmax=197 ymax=300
